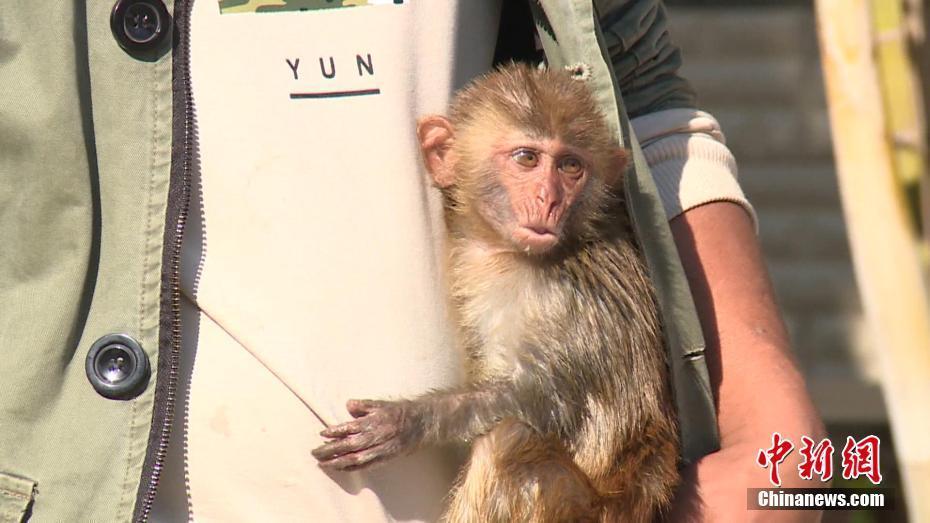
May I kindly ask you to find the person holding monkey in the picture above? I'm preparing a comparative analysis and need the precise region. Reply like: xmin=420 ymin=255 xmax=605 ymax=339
xmin=0 ymin=1 xmax=824 ymax=522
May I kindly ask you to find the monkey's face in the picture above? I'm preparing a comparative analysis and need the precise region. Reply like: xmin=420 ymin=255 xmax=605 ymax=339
xmin=417 ymin=63 xmax=628 ymax=258
xmin=477 ymin=133 xmax=595 ymax=255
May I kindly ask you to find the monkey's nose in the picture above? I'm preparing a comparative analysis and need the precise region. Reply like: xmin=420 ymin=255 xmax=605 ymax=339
xmin=536 ymin=180 xmax=562 ymax=219
xmin=536 ymin=185 xmax=549 ymax=204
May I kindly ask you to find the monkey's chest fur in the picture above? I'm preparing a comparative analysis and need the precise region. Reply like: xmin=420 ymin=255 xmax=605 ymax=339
xmin=448 ymin=233 xmax=679 ymax=498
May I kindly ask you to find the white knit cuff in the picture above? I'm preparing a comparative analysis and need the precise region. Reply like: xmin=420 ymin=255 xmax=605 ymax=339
xmin=631 ymin=109 xmax=758 ymax=230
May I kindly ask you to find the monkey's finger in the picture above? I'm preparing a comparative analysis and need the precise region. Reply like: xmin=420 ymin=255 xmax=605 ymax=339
xmin=346 ymin=399 xmax=386 ymax=417
xmin=317 ymin=441 xmax=398 ymax=472
xmin=311 ymin=433 xmax=377 ymax=462
xmin=319 ymin=420 xmax=364 ymax=438
xmin=338 ymin=453 xmax=392 ymax=472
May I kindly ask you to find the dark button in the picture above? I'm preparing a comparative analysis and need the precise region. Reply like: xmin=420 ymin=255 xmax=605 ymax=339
xmin=86 ymin=333 xmax=150 ymax=400
xmin=111 ymin=0 xmax=171 ymax=54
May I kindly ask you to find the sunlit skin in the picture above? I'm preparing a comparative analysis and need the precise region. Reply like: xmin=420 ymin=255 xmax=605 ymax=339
xmin=486 ymin=136 xmax=592 ymax=254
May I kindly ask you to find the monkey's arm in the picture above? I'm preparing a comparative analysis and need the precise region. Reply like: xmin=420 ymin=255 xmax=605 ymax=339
xmin=312 ymin=370 xmax=567 ymax=471
xmin=665 ymin=202 xmax=826 ymax=522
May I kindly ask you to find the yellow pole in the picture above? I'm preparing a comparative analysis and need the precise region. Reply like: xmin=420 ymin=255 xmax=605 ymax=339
xmin=814 ymin=0 xmax=930 ymax=519
xmin=871 ymin=0 xmax=925 ymax=194
xmin=870 ymin=0 xmax=928 ymax=262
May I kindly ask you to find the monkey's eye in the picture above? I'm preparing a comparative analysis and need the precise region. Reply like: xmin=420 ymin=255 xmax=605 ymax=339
xmin=558 ymin=156 xmax=584 ymax=177
xmin=512 ymin=149 xmax=539 ymax=168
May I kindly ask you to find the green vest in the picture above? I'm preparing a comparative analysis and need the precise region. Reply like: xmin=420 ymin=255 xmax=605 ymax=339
xmin=531 ymin=0 xmax=719 ymax=465
xmin=0 ymin=1 xmax=716 ymax=520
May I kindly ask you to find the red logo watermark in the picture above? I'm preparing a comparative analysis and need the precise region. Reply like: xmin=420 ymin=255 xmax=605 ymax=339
xmin=841 ymin=435 xmax=882 ymax=484
xmin=756 ymin=432 xmax=795 ymax=486
xmin=756 ymin=434 xmax=882 ymax=486
xmin=798 ymin=436 xmax=834 ymax=482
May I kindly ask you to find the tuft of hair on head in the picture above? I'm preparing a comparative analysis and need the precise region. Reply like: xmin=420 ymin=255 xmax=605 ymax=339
xmin=448 ymin=61 xmax=620 ymax=177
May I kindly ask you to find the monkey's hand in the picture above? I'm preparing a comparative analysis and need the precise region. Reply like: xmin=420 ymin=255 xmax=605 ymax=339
xmin=312 ymin=399 xmax=424 ymax=472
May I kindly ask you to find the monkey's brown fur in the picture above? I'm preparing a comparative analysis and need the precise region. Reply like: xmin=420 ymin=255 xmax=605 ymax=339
xmin=313 ymin=63 xmax=679 ymax=522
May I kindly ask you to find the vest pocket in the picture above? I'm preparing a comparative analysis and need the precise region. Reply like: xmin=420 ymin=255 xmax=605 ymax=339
xmin=0 ymin=471 xmax=36 ymax=523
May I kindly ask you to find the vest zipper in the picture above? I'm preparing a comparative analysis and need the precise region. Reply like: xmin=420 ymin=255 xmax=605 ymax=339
xmin=135 ymin=0 xmax=195 ymax=519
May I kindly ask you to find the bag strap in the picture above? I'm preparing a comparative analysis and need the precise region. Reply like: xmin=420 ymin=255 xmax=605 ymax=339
xmin=531 ymin=0 xmax=720 ymax=464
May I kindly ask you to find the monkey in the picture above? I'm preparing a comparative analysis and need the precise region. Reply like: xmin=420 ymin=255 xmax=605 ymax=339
xmin=311 ymin=62 xmax=680 ymax=523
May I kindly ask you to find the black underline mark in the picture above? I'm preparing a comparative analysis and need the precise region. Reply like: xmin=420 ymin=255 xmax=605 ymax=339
xmin=290 ymin=88 xmax=381 ymax=99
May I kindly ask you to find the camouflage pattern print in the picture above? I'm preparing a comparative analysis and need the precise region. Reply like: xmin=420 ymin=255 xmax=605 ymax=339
xmin=219 ymin=0 xmax=404 ymax=14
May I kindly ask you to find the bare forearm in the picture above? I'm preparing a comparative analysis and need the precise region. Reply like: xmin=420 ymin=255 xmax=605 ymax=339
xmin=667 ymin=202 xmax=826 ymax=522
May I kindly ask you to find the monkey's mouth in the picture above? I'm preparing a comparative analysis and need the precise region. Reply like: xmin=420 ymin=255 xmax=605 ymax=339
xmin=513 ymin=225 xmax=559 ymax=253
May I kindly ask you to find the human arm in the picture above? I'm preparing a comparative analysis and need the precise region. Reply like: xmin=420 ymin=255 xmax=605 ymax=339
xmin=666 ymin=202 xmax=827 ymax=522
xmin=633 ymin=103 xmax=827 ymax=522
xmin=594 ymin=2 xmax=826 ymax=517
xmin=597 ymin=1 xmax=827 ymax=515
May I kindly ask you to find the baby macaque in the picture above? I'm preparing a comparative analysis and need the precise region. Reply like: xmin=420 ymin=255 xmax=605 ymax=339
xmin=312 ymin=63 xmax=679 ymax=522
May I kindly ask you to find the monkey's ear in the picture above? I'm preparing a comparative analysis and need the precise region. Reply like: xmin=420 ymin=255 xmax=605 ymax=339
xmin=417 ymin=115 xmax=458 ymax=188
xmin=604 ymin=147 xmax=630 ymax=187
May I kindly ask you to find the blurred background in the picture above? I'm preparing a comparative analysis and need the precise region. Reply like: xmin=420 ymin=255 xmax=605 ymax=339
xmin=665 ymin=1 xmax=930 ymax=521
